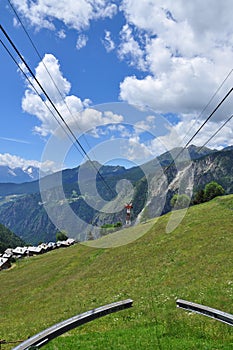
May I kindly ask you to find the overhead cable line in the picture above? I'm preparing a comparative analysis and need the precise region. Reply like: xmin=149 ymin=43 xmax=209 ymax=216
xmin=197 ymin=113 xmax=233 ymax=153
xmin=182 ymin=67 xmax=233 ymax=143
xmin=0 ymin=37 xmax=79 ymax=155
xmin=7 ymin=0 xmax=96 ymax=158
xmin=160 ymin=86 xmax=233 ymax=178
xmin=0 ymin=24 xmax=87 ymax=156
xmin=0 ymin=24 xmax=116 ymax=198
xmin=7 ymin=1 xmax=233 ymax=163
xmin=183 ymin=86 xmax=233 ymax=148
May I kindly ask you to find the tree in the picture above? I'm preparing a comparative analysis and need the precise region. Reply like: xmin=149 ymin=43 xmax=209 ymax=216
xmin=56 ymin=230 xmax=68 ymax=242
xmin=204 ymin=181 xmax=225 ymax=201
xmin=0 ymin=223 xmax=25 ymax=254
xmin=170 ymin=194 xmax=190 ymax=209
xmin=114 ymin=222 xmax=122 ymax=228
xmin=193 ymin=189 xmax=205 ymax=205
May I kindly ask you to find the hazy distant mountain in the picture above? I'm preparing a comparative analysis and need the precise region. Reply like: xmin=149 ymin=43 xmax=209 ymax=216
xmin=0 ymin=165 xmax=49 ymax=183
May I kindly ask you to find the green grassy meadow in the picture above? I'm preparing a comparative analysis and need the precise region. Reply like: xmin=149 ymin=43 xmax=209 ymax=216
xmin=1 ymin=195 xmax=233 ymax=349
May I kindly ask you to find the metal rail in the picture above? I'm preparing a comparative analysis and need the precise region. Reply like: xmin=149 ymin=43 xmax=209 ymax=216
xmin=12 ymin=299 xmax=133 ymax=350
xmin=176 ymin=299 xmax=233 ymax=326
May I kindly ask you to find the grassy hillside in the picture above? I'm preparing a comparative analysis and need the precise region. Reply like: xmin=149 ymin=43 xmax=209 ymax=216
xmin=1 ymin=196 xmax=233 ymax=349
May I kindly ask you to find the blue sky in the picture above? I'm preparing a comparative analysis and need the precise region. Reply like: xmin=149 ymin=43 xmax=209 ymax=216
xmin=0 ymin=0 xmax=232 ymax=172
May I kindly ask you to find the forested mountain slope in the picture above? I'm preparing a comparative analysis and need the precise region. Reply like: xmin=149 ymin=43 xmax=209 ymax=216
xmin=0 ymin=147 xmax=232 ymax=244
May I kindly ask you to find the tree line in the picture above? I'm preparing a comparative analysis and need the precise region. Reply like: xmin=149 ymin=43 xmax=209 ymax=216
xmin=171 ymin=181 xmax=225 ymax=209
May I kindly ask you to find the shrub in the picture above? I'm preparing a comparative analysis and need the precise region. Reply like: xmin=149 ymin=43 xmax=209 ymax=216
xmin=56 ymin=231 xmax=68 ymax=242
xmin=170 ymin=194 xmax=190 ymax=209
xmin=193 ymin=189 xmax=205 ymax=205
xmin=204 ymin=181 xmax=225 ymax=201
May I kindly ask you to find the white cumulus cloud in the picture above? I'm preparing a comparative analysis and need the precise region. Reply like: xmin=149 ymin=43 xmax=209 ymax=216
xmin=21 ymin=53 xmax=124 ymax=138
xmin=118 ymin=24 xmax=147 ymax=71
xmin=57 ymin=29 xmax=66 ymax=39
xmin=0 ymin=153 xmax=58 ymax=172
xmin=76 ymin=34 xmax=88 ymax=50
xmin=11 ymin=0 xmax=118 ymax=32
xmin=102 ymin=30 xmax=115 ymax=52
xmin=10 ymin=0 xmax=233 ymax=154
xmin=119 ymin=0 xmax=233 ymax=121
xmin=22 ymin=54 xmax=90 ymax=136
xmin=71 ymin=109 xmax=124 ymax=138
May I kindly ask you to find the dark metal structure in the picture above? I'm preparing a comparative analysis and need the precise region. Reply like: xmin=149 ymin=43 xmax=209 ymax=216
xmin=12 ymin=299 xmax=133 ymax=350
xmin=176 ymin=299 xmax=233 ymax=326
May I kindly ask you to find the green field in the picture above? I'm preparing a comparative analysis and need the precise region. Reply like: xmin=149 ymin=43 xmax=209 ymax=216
xmin=1 ymin=195 xmax=233 ymax=349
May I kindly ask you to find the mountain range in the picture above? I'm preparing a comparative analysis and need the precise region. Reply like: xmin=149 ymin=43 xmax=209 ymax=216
xmin=0 ymin=145 xmax=232 ymax=245
xmin=0 ymin=165 xmax=49 ymax=183
xmin=0 ymin=145 xmax=214 ymax=186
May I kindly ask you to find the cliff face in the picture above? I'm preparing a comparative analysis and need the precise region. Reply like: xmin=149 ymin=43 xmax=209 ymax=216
xmin=140 ymin=150 xmax=233 ymax=221
xmin=0 ymin=148 xmax=232 ymax=244
xmin=192 ymin=151 xmax=233 ymax=193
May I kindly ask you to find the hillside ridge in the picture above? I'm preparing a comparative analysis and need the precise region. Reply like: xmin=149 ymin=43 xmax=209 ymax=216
xmin=0 ymin=195 xmax=233 ymax=349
